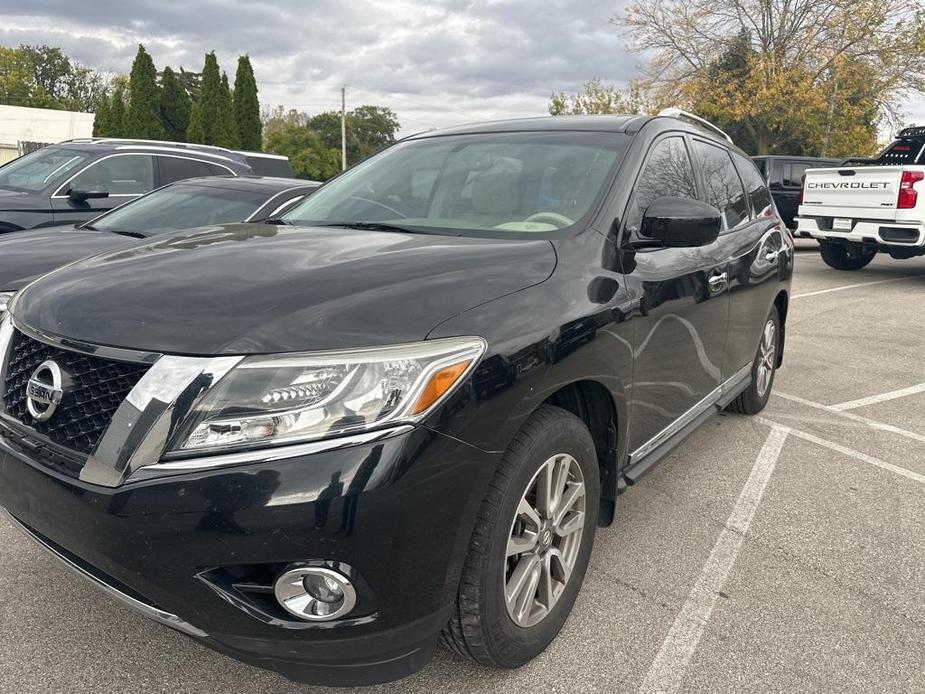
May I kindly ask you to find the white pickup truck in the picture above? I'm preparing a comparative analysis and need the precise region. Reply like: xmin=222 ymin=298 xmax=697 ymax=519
xmin=795 ymin=126 xmax=925 ymax=270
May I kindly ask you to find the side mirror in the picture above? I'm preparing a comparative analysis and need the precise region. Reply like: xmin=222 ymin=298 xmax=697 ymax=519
xmin=68 ymin=188 xmax=109 ymax=203
xmin=640 ymin=197 xmax=722 ymax=248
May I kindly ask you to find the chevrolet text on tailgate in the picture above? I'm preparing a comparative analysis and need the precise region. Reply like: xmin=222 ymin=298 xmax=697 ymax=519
xmin=0 ymin=112 xmax=792 ymax=687
xmin=796 ymin=126 xmax=925 ymax=269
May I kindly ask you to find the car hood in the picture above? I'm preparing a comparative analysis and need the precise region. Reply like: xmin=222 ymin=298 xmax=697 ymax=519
xmin=0 ymin=226 xmax=130 ymax=291
xmin=0 ymin=188 xmax=45 ymax=209
xmin=13 ymin=223 xmax=557 ymax=355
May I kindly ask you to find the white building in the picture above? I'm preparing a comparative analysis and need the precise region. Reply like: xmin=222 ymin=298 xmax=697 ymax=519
xmin=0 ymin=104 xmax=95 ymax=165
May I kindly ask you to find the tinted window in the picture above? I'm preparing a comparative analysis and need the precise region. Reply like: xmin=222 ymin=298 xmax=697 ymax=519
xmin=732 ymin=151 xmax=774 ymax=217
xmin=0 ymin=147 xmax=89 ymax=192
xmin=626 ymin=136 xmax=697 ymax=231
xmin=68 ymin=155 xmax=154 ymax=195
xmin=692 ymin=141 xmax=748 ymax=229
xmin=782 ymin=163 xmax=809 ymax=188
xmin=91 ymin=183 xmax=271 ymax=236
xmin=159 ymin=156 xmax=227 ymax=184
xmin=283 ymin=132 xmax=628 ymax=235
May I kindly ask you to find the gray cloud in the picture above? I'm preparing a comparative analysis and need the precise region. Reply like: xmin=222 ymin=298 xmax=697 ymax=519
xmin=0 ymin=0 xmax=637 ymax=132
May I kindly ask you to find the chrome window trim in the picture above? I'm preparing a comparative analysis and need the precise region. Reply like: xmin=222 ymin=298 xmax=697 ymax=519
xmin=51 ymin=152 xmax=236 ymax=199
xmin=0 ymin=507 xmax=208 ymax=639
xmin=244 ymin=187 xmax=308 ymax=222
xmin=113 ymin=145 xmax=236 ymax=163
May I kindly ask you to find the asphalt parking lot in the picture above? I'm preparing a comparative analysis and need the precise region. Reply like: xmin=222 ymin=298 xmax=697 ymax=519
xmin=2 ymin=242 xmax=924 ymax=694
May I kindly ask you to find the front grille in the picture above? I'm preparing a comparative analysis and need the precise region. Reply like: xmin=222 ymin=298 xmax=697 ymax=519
xmin=3 ymin=331 xmax=150 ymax=456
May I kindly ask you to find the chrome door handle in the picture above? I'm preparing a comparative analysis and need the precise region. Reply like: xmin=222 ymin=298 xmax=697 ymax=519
xmin=707 ymin=272 xmax=727 ymax=288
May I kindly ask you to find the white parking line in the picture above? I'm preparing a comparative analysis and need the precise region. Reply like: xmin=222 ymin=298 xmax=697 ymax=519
xmin=773 ymin=391 xmax=925 ymax=445
xmin=829 ymin=382 xmax=925 ymax=411
xmin=756 ymin=417 xmax=925 ymax=486
xmin=639 ymin=426 xmax=789 ymax=694
xmin=791 ymin=275 xmax=923 ymax=300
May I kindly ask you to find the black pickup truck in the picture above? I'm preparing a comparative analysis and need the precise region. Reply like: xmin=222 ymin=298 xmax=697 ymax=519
xmin=752 ymin=155 xmax=841 ymax=232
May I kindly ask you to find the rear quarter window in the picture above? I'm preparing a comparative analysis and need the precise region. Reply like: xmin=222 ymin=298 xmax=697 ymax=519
xmin=732 ymin=151 xmax=774 ymax=218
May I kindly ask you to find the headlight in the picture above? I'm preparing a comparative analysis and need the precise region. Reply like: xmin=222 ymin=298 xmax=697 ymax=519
xmin=0 ymin=291 xmax=15 ymax=315
xmin=169 ymin=336 xmax=486 ymax=454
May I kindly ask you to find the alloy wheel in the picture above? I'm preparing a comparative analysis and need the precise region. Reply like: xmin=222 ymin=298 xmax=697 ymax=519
xmin=756 ymin=319 xmax=777 ymax=397
xmin=504 ymin=453 xmax=586 ymax=628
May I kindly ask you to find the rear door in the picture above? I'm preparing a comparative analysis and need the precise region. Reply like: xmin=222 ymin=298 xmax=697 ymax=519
xmin=50 ymin=153 xmax=156 ymax=225
xmin=156 ymin=156 xmax=234 ymax=186
xmin=724 ymin=150 xmax=789 ymax=379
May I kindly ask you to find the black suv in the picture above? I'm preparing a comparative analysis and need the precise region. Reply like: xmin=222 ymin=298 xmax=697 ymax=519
xmin=0 ymin=113 xmax=792 ymax=686
xmin=0 ymin=176 xmax=318 ymax=313
xmin=752 ymin=155 xmax=841 ymax=231
xmin=0 ymin=138 xmax=293 ymax=232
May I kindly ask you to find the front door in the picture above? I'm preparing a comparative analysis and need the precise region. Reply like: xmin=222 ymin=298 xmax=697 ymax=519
xmin=50 ymin=154 xmax=155 ymax=226
xmin=620 ymin=135 xmax=730 ymax=457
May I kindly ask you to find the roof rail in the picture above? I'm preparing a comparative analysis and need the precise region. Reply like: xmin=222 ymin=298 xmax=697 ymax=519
xmin=657 ymin=108 xmax=733 ymax=144
xmin=58 ymin=137 xmax=287 ymax=161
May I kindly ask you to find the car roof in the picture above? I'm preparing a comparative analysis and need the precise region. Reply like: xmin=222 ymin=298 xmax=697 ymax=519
xmin=166 ymin=175 xmax=319 ymax=193
xmin=409 ymin=115 xmax=649 ymax=139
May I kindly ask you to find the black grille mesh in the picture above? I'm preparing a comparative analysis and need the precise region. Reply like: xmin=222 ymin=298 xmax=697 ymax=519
xmin=3 ymin=331 xmax=150 ymax=455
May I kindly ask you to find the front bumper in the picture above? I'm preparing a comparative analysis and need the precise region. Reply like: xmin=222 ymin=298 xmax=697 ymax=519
xmin=795 ymin=216 xmax=925 ymax=247
xmin=0 ymin=423 xmax=496 ymax=686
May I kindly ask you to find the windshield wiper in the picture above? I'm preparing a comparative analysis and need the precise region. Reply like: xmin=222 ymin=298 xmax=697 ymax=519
xmin=263 ymin=218 xmax=293 ymax=225
xmin=105 ymin=229 xmax=147 ymax=239
xmin=319 ymin=222 xmax=420 ymax=234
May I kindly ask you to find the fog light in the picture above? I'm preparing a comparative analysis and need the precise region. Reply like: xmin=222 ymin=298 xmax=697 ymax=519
xmin=273 ymin=567 xmax=356 ymax=622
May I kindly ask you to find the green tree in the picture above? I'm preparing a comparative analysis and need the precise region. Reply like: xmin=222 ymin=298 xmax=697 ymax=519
xmin=263 ymin=108 xmax=341 ymax=180
xmin=308 ymin=105 xmax=400 ymax=164
xmin=233 ymin=55 xmax=262 ymax=150
xmin=186 ymin=101 xmax=204 ymax=142
xmin=219 ymin=71 xmax=238 ymax=147
xmin=159 ymin=66 xmax=190 ymax=141
xmin=11 ymin=45 xmax=107 ymax=111
xmin=198 ymin=51 xmax=224 ymax=146
xmin=92 ymin=92 xmax=112 ymax=136
xmin=109 ymin=85 xmax=128 ymax=137
xmin=126 ymin=44 xmax=163 ymax=139
xmin=0 ymin=46 xmax=51 ymax=108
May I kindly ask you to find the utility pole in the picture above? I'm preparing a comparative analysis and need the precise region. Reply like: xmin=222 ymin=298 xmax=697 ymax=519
xmin=341 ymin=86 xmax=347 ymax=171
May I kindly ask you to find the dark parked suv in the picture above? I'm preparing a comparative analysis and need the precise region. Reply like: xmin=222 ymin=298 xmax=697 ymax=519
xmin=0 ymin=113 xmax=792 ymax=686
xmin=0 ymin=138 xmax=293 ymax=232
xmin=752 ymin=155 xmax=841 ymax=231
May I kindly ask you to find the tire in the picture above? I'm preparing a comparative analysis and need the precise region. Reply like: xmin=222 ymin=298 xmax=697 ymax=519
xmin=442 ymin=405 xmax=600 ymax=668
xmin=818 ymin=240 xmax=876 ymax=270
xmin=726 ymin=306 xmax=780 ymax=415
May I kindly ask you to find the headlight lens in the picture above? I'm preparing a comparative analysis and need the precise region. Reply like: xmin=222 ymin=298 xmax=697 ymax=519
xmin=0 ymin=291 xmax=15 ymax=315
xmin=170 ymin=336 xmax=486 ymax=453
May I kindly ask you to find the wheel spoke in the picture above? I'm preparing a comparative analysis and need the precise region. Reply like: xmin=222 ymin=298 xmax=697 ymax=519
xmin=536 ymin=459 xmax=555 ymax=518
xmin=548 ymin=547 xmax=571 ymax=586
xmin=513 ymin=559 xmax=542 ymax=622
xmin=507 ymin=530 xmax=538 ymax=557
xmin=553 ymin=482 xmax=584 ymax=527
xmin=539 ymin=554 xmax=555 ymax=609
xmin=506 ymin=554 xmax=540 ymax=615
xmin=516 ymin=496 xmax=541 ymax=529
xmin=555 ymin=510 xmax=585 ymax=538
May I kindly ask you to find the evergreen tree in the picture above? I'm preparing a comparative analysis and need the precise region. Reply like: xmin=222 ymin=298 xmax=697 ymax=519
xmin=159 ymin=66 xmax=191 ymax=141
xmin=233 ymin=55 xmax=261 ymax=151
xmin=126 ymin=44 xmax=163 ymax=139
xmin=219 ymin=71 xmax=238 ymax=148
xmin=186 ymin=101 xmax=204 ymax=143
xmin=92 ymin=92 xmax=111 ymax=136
xmin=109 ymin=85 xmax=128 ymax=137
xmin=198 ymin=51 xmax=223 ymax=146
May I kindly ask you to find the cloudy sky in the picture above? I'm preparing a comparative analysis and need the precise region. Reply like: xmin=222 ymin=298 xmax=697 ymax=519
xmin=1 ymin=0 xmax=923 ymax=135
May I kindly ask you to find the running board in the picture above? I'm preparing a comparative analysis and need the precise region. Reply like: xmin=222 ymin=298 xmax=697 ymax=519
xmin=621 ymin=370 xmax=752 ymax=486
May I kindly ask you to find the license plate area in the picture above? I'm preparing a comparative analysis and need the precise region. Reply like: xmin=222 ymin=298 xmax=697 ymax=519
xmin=832 ymin=218 xmax=853 ymax=231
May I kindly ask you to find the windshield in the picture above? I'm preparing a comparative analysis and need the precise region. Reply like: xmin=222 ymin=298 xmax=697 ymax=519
xmin=283 ymin=132 xmax=629 ymax=235
xmin=0 ymin=146 xmax=90 ymax=193
xmin=90 ymin=182 xmax=274 ymax=237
